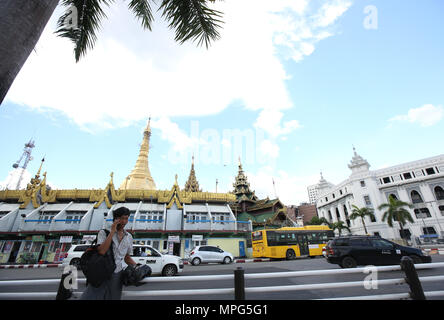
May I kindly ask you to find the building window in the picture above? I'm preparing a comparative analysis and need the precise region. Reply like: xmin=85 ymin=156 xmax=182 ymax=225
xmin=411 ymin=190 xmax=423 ymax=204
xmin=382 ymin=177 xmax=391 ymax=184
xmin=423 ymin=227 xmax=437 ymax=235
xmin=325 ymin=197 xmax=328 ymax=202
xmin=332 ymin=193 xmax=335 ymax=199
xmin=360 ymin=181 xmax=366 ymax=187
xmin=403 ymin=172 xmax=412 ymax=180
xmin=328 ymin=210 xmax=332 ymax=221
xmin=425 ymin=167 xmax=435 ymax=175
xmin=439 ymin=205 xmax=444 ymax=216
xmin=363 ymin=195 xmax=372 ymax=206
xmin=388 ymin=194 xmax=398 ymax=201
xmin=339 ymin=190 xmax=343 ymax=195
xmin=434 ymin=186 xmax=444 ymax=200
xmin=414 ymin=208 xmax=432 ymax=219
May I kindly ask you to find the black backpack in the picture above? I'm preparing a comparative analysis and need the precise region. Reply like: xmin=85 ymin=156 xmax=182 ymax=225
xmin=80 ymin=229 xmax=116 ymax=288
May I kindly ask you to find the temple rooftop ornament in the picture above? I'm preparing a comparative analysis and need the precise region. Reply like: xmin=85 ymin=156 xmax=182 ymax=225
xmin=348 ymin=146 xmax=370 ymax=174
xmin=119 ymin=118 xmax=156 ymax=190
xmin=184 ymin=155 xmax=201 ymax=192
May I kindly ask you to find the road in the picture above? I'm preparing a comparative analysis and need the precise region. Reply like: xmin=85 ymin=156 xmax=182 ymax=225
xmin=0 ymin=255 xmax=443 ymax=300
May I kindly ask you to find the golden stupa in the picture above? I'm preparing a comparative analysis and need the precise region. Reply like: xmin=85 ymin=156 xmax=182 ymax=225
xmin=119 ymin=118 xmax=156 ymax=190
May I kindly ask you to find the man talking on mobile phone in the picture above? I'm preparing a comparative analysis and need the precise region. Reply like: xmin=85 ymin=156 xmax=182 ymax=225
xmin=80 ymin=206 xmax=136 ymax=300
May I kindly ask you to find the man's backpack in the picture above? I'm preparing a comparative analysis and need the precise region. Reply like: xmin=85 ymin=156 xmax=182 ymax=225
xmin=79 ymin=229 xmax=116 ymax=288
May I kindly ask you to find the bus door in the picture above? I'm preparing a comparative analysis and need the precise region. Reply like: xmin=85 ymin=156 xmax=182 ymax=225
xmin=297 ymin=234 xmax=309 ymax=256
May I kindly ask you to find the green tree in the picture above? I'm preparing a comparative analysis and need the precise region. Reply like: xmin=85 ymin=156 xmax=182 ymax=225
xmin=0 ymin=0 xmax=223 ymax=104
xmin=349 ymin=205 xmax=376 ymax=235
xmin=331 ymin=221 xmax=351 ymax=236
xmin=307 ymin=216 xmax=331 ymax=227
xmin=378 ymin=195 xmax=414 ymax=240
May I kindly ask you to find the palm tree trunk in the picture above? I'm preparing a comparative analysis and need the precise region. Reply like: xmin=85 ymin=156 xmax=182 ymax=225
xmin=0 ymin=0 xmax=59 ymax=104
xmin=361 ymin=217 xmax=368 ymax=234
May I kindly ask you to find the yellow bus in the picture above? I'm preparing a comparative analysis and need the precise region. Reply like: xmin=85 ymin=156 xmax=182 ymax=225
xmin=251 ymin=225 xmax=334 ymax=259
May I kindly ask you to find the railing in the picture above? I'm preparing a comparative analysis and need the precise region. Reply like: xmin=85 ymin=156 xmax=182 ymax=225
xmin=0 ymin=257 xmax=443 ymax=300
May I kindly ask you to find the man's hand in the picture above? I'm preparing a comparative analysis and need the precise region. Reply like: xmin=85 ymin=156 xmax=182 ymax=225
xmin=110 ymin=218 xmax=120 ymax=234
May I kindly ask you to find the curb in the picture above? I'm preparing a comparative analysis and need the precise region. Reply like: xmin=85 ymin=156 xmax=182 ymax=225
xmin=235 ymin=258 xmax=271 ymax=263
xmin=182 ymin=258 xmax=271 ymax=265
xmin=0 ymin=264 xmax=63 ymax=269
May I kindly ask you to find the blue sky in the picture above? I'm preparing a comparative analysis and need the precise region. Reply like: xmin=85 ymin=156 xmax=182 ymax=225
xmin=1 ymin=0 xmax=443 ymax=205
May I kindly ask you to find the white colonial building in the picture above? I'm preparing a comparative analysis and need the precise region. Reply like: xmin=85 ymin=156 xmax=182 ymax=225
xmin=315 ymin=149 xmax=444 ymax=242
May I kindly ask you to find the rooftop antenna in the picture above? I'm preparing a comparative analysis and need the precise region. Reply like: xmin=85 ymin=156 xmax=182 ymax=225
xmin=272 ymin=178 xmax=278 ymax=199
xmin=11 ymin=138 xmax=35 ymax=190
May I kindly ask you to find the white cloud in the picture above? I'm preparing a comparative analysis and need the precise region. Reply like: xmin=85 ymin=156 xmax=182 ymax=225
xmin=389 ymin=104 xmax=443 ymax=127
xmin=5 ymin=0 xmax=352 ymax=133
xmin=0 ymin=169 xmax=32 ymax=190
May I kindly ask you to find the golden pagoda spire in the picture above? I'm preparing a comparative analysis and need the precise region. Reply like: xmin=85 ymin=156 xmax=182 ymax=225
xmin=184 ymin=154 xmax=201 ymax=192
xmin=119 ymin=118 xmax=156 ymax=190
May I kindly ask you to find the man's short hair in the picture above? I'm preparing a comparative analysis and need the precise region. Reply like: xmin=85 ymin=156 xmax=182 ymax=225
xmin=113 ymin=206 xmax=130 ymax=220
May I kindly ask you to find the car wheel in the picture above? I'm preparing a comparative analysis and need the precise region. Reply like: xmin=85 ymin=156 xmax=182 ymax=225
xmin=70 ymin=258 xmax=80 ymax=269
xmin=341 ymin=256 xmax=357 ymax=268
xmin=223 ymin=256 xmax=232 ymax=264
xmin=409 ymin=255 xmax=422 ymax=264
xmin=162 ymin=264 xmax=177 ymax=277
xmin=192 ymin=257 xmax=201 ymax=266
xmin=286 ymin=249 xmax=296 ymax=260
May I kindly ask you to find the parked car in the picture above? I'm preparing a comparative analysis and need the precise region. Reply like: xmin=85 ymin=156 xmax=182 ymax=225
xmin=64 ymin=244 xmax=183 ymax=277
xmin=123 ymin=245 xmax=183 ymax=276
xmin=325 ymin=235 xmax=432 ymax=268
xmin=189 ymin=245 xmax=234 ymax=265
xmin=62 ymin=244 xmax=90 ymax=268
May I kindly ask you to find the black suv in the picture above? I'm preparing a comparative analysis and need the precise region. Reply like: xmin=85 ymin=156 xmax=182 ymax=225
xmin=325 ymin=235 xmax=432 ymax=268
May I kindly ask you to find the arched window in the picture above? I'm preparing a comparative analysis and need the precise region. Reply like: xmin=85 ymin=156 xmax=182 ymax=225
xmin=411 ymin=190 xmax=423 ymax=203
xmin=434 ymin=186 xmax=444 ymax=200
xmin=388 ymin=194 xmax=398 ymax=201
xmin=328 ymin=210 xmax=332 ymax=221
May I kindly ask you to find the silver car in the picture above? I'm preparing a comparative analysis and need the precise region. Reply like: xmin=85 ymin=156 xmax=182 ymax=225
xmin=189 ymin=245 xmax=234 ymax=265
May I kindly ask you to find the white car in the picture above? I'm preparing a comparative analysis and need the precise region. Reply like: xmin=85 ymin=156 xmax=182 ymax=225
xmin=189 ymin=245 xmax=234 ymax=265
xmin=62 ymin=244 xmax=90 ymax=268
xmin=63 ymin=244 xmax=183 ymax=277
xmin=123 ymin=245 xmax=183 ymax=277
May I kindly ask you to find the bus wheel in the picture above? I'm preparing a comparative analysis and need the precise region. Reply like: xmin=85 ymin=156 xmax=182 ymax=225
xmin=286 ymin=249 xmax=296 ymax=260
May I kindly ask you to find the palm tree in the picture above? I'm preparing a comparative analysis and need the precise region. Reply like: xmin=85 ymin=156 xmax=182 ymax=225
xmin=331 ymin=221 xmax=351 ymax=236
xmin=349 ymin=205 xmax=376 ymax=235
xmin=0 ymin=0 xmax=223 ymax=104
xmin=378 ymin=195 xmax=414 ymax=241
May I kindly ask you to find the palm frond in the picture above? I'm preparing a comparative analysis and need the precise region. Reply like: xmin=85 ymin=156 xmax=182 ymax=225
xmin=56 ymin=0 xmax=114 ymax=62
xmin=159 ymin=0 xmax=224 ymax=48
xmin=128 ymin=0 xmax=154 ymax=30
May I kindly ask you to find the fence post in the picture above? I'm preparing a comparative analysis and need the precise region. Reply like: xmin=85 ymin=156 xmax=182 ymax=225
xmin=400 ymin=256 xmax=425 ymax=300
xmin=234 ymin=267 xmax=245 ymax=300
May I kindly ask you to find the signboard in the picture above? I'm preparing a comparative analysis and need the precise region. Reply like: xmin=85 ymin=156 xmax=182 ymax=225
xmin=168 ymin=236 xmax=180 ymax=243
xmin=81 ymin=235 xmax=96 ymax=243
xmin=168 ymin=242 xmax=174 ymax=255
xmin=60 ymin=236 xmax=73 ymax=243
xmin=32 ymin=235 xmax=45 ymax=242
xmin=192 ymin=235 xmax=203 ymax=241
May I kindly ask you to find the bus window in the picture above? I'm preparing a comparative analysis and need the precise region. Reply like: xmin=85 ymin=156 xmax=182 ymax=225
xmin=266 ymin=231 xmax=277 ymax=246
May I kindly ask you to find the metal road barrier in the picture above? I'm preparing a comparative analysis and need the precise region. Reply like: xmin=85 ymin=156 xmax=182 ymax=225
xmin=0 ymin=257 xmax=443 ymax=300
